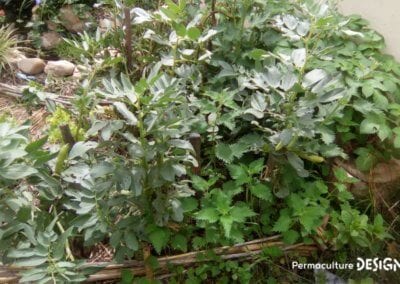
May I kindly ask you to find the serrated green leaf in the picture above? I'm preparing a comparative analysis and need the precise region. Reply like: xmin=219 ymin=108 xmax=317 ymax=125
xmin=191 ymin=175 xmax=209 ymax=191
xmin=360 ymin=113 xmax=391 ymax=141
xmin=149 ymin=228 xmax=170 ymax=254
xmin=300 ymin=206 xmax=325 ymax=232
xmin=227 ymin=164 xmax=249 ymax=185
xmin=220 ymin=215 xmax=234 ymax=237
xmin=250 ymin=182 xmax=272 ymax=201
xmin=230 ymin=205 xmax=256 ymax=223
xmin=171 ymin=234 xmax=187 ymax=252
xmin=272 ymin=212 xmax=292 ymax=232
xmin=248 ymin=158 xmax=265 ymax=175
xmin=355 ymin=147 xmax=376 ymax=172
xmin=230 ymin=143 xmax=249 ymax=159
xmin=263 ymin=246 xmax=283 ymax=258
xmin=215 ymin=143 xmax=234 ymax=163
xmin=196 ymin=208 xmax=219 ymax=223
xmin=181 ymin=197 xmax=198 ymax=212
xmin=317 ymin=126 xmax=335 ymax=145
xmin=282 ymin=230 xmax=300 ymax=244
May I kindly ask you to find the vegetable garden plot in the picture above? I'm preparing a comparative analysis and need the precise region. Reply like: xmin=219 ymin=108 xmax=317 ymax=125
xmin=0 ymin=0 xmax=399 ymax=283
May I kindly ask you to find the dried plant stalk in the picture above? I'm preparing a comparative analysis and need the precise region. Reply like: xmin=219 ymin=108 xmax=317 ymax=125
xmin=0 ymin=236 xmax=317 ymax=283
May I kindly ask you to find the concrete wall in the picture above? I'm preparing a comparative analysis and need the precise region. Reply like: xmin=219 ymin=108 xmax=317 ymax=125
xmin=338 ymin=0 xmax=400 ymax=61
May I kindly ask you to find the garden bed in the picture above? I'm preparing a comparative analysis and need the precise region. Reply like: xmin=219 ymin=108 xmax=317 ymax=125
xmin=0 ymin=1 xmax=399 ymax=283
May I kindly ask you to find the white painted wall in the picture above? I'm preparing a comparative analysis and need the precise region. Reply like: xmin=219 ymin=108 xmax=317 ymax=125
xmin=339 ymin=0 xmax=400 ymax=60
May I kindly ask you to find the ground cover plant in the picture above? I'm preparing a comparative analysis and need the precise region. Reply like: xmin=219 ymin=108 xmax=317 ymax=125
xmin=0 ymin=0 xmax=400 ymax=283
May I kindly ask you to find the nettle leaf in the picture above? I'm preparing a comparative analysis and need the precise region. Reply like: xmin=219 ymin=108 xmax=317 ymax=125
xmin=215 ymin=143 xmax=234 ymax=163
xmin=250 ymin=182 xmax=272 ymax=201
xmin=227 ymin=164 xmax=249 ymax=185
xmin=272 ymin=210 xmax=292 ymax=232
xmin=171 ymin=234 xmax=188 ymax=252
xmin=220 ymin=215 xmax=234 ymax=237
xmin=230 ymin=205 xmax=256 ymax=223
xmin=191 ymin=175 xmax=209 ymax=191
xmin=360 ymin=113 xmax=391 ymax=141
xmin=300 ymin=206 xmax=325 ymax=232
xmin=149 ymin=228 xmax=170 ymax=254
xmin=196 ymin=208 xmax=219 ymax=223
xmin=282 ymin=229 xmax=300 ymax=244
xmin=229 ymin=143 xmax=249 ymax=160
xmin=355 ymin=147 xmax=376 ymax=172
xmin=248 ymin=158 xmax=265 ymax=175
xmin=317 ymin=126 xmax=335 ymax=145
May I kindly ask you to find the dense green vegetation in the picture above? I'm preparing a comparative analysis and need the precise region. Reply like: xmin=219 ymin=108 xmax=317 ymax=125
xmin=0 ymin=0 xmax=399 ymax=283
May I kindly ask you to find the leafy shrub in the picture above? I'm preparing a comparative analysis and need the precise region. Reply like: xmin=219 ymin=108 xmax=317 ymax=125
xmin=1 ymin=0 xmax=399 ymax=282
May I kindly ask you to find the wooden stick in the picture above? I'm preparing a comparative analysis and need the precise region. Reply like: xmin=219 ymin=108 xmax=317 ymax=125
xmin=124 ymin=7 xmax=133 ymax=72
xmin=143 ymin=244 xmax=154 ymax=280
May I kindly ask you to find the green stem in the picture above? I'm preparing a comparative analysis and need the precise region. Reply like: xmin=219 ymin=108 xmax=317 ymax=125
xmin=51 ymin=207 xmax=75 ymax=261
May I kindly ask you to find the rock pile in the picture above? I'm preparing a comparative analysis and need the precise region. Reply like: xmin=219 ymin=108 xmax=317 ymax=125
xmin=17 ymin=58 xmax=75 ymax=77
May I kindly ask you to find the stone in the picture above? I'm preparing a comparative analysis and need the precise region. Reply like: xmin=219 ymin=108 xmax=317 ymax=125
xmin=41 ymin=31 xmax=62 ymax=50
xmin=44 ymin=60 xmax=75 ymax=77
xmin=59 ymin=5 xmax=84 ymax=33
xmin=17 ymin=58 xmax=46 ymax=75
xmin=46 ymin=20 xmax=58 ymax=31
xmin=99 ymin=18 xmax=114 ymax=32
